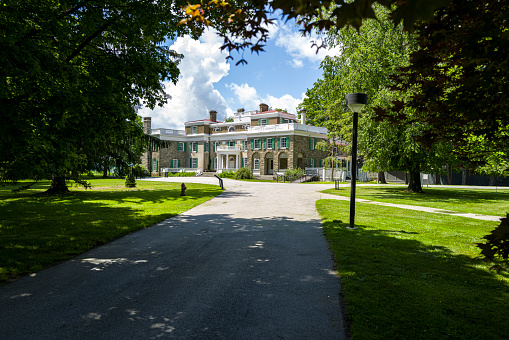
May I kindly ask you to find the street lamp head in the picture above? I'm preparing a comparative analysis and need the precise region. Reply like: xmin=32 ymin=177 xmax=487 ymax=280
xmin=346 ymin=93 xmax=367 ymax=113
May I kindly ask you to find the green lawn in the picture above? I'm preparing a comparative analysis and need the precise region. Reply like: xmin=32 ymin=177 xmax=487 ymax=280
xmin=323 ymin=186 xmax=509 ymax=217
xmin=0 ymin=179 xmax=223 ymax=284
xmin=318 ymin=199 xmax=509 ymax=339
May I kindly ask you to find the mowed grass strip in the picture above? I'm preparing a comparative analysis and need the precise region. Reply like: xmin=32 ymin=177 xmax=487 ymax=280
xmin=0 ymin=179 xmax=223 ymax=284
xmin=323 ymin=186 xmax=509 ymax=217
xmin=317 ymin=199 xmax=509 ymax=339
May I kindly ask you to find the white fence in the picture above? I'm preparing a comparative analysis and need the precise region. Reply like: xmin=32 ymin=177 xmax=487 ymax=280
xmin=305 ymin=168 xmax=377 ymax=182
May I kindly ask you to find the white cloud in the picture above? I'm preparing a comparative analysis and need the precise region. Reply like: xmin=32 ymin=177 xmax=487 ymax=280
xmin=273 ymin=22 xmax=340 ymax=68
xmin=138 ymin=29 xmax=231 ymax=129
xmin=227 ymin=82 xmax=306 ymax=115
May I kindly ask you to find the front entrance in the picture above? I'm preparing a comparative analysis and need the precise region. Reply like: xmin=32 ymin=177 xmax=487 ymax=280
xmin=265 ymin=153 xmax=274 ymax=175
xmin=229 ymin=156 xmax=235 ymax=169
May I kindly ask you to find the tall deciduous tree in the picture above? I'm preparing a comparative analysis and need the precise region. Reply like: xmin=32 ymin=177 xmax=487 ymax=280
xmin=377 ymin=0 xmax=509 ymax=175
xmin=1 ymin=0 xmax=187 ymax=193
xmin=299 ymin=6 xmax=452 ymax=192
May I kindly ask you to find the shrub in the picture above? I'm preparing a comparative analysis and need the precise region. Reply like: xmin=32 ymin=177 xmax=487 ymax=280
xmin=235 ymin=167 xmax=254 ymax=180
xmin=168 ymin=171 xmax=195 ymax=177
xmin=218 ymin=170 xmax=235 ymax=178
xmin=132 ymin=164 xmax=149 ymax=178
xmin=125 ymin=168 xmax=136 ymax=188
xmin=284 ymin=168 xmax=305 ymax=182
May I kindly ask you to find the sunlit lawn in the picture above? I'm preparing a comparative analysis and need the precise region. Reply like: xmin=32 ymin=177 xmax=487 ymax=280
xmin=0 ymin=179 xmax=223 ymax=284
xmin=323 ymin=186 xmax=509 ymax=217
xmin=318 ymin=199 xmax=509 ymax=339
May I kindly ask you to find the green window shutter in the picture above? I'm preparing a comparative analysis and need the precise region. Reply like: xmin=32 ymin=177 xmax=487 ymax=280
xmin=285 ymin=137 xmax=289 ymax=148
xmin=241 ymin=158 xmax=244 ymax=167
xmin=277 ymin=138 xmax=280 ymax=149
xmin=308 ymin=159 xmax=311 ymax=167
xmin=205 ymin=142 xmax=208 ymax=152
xmin=251 ymin=139 xmax=254 ymax=149
xmin=189 ymin=158 xmax=192 ymax=167
xmin=178 ymin=159 xmax=181 ymax=168
xmin=212 ymin=142 xmax=215 ymax=152
xmin=263 ymin=138 xmax=266 ymax=149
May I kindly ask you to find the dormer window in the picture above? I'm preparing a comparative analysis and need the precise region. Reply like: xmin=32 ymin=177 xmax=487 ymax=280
xmin=228 ymin=126 xmax=235 ymax=133
xmin=190 ymin=126 xmax=198 ymax=134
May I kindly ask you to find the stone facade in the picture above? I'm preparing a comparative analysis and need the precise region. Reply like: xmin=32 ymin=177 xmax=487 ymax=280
xmin=142 ymin=105 xmax=329 ymax=176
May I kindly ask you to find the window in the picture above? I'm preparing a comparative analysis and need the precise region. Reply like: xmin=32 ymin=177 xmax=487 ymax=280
xmin=309 ymin=158 xmax=316 ymax=167
xmin=267 ymin=138 xmax=273 ymax=149
xmin=177 ymin=142 xmax=185 ymax=152
xmin=281 ymin=118 xmax=287 ymax=124
xmin=309 ymin=138 xmax=315 ymax=150
xmin=243 ymin=157 xmax=247 ymax=167
xmin=258 ymin=119 xmax=268 ymax=126
xmin=205 ymin=142 xmax=209 ymax=152
xmin=151 ymin=141 xmax=158 ymax=152
xmin=190 ymin=158 xmax=198 ymax=168
xmin=228 ymin=140 xmax=235 ymax=147
xmin=212 ymin=158 xmax=217 ymax=169
xmin=191 ymin=142 xmax=198 ymax=153
xmin=281 ymin=137 xmax=288 ymax=149
xmin=253 ymin=159 xmax=259 ymax=170
xmin=254 ymin=139 xmax=260 ymax=149
xmin=171 ymin=159 xmax=180 ymax=168
xmin=152 ymin=159 xmax=158 ymax=172
xmin=243 ymin=140 xmax=247 ymax=151
xmin=190 ymin=126 xmax=198 ymax=134
xmin=228 ymin=126 xmax=235 ymax=132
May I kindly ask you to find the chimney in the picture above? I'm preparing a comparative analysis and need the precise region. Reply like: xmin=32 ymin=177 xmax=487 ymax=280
xmin=209 ymin=110 xmax=217 ymax=122
xmin=300 ymin=109 xmax=307 ymax=125
xmin=143 ymin=117 xmax=151 ymax=134
xmin=259 ymin=103 xmax=269 ymax=112
xmin=237 ymin=108 xmax=245 ymax=113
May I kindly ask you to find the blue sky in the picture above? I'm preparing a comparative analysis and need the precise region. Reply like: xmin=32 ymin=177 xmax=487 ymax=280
xmin=138 ymin=19 xmax=339 ymax=129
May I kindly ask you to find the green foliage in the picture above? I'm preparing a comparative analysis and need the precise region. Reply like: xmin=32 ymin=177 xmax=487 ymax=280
xmin=218 ymin=170 xmax=235 ymax=179
xmin=125 ymin=168 xmax=136 ymax=188
xmin=379 ymin=0 xmax=509 ymax=175
xmin=477 ymin=214 xmax=509 ymax=272
xmin=284 ymin=168 xmax=305 ymax=182
xmin=132 ymin=165 xmax=149 ymax=178
xmin=167 ymin=171 xmax=196 ymax=177
xmin=234 ymin=167 xmax=254 ymax=180
xmin=0 ymin=0 xmax=186 ymax=192
xmin=180 ymin=0 xmax=451 ymax=65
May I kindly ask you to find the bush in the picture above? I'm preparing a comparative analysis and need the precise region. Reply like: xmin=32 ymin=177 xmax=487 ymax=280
xmin=125 ymin=168 xmax=136 ymax=188
xmin=168 ymin=171 xmax=195 ymax=177
xmin=235 ymin=167 xmax=254 ymax=180
xmin=132 ymin=164 xmax=149 ymax=178
xmin=284 ymin=168 xmax=305 ymax=182
xmin=218 ymin=170 xmax=235 ymax=178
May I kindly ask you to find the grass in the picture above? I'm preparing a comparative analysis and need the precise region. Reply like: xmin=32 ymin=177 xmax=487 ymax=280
xmin=317 ymin=199 xmax=509 ymax=339
xmin=323 ymin=186 xmax=509 ymax=217
xmin=0 ymin=179 xmax=223 ymax=284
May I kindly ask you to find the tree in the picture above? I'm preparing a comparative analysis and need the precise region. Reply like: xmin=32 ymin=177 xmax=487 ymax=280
xmin=377 ymin=0 xmax=509 ymax=175
xmin=1 ymin=0 xmax=187 ymax=193
xmin=298 ymin=6 xmax=453 ymax=192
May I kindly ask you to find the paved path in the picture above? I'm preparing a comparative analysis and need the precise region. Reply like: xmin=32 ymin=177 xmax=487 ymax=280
xmin=323 ymin=194 xmax=503 ymax=222
xmin=0 ymin=178 xmax=345 ymax=340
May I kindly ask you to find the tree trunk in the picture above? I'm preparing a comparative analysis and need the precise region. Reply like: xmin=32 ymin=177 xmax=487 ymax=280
xmin=406 ymin=170 xmax=423 ymax=193
xmin=103 ymin=162 xmax=108 ymax=178
xmin=378 ymin=171 xmax=387 ymax=184
xmin=435 ymin=173 xmax=441 ymax=185
xmin=46 ymin=175 xmax=69 ymax=194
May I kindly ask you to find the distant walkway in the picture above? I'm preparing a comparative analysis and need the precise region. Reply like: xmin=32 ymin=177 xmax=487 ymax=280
xmin=323 ymin=193 xmax=503 ymax=222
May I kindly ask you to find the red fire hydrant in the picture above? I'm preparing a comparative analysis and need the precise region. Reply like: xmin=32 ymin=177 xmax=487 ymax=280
xmin=180 ymin=183 xmax=187 ymax=196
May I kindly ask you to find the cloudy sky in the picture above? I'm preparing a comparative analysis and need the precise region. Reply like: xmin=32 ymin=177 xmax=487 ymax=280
xmin=138 ymin=19 xmax=340 ymax=130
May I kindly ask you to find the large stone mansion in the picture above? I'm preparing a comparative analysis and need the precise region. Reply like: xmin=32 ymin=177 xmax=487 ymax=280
xmin=142 ymin=103 xmax=329 ymax=176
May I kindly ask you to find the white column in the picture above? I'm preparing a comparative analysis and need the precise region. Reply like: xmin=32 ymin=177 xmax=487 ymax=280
xmin=216 ymin=154 xmax=219 ymax=171
xmin=236 ymin=154 xmax=240 ymax=169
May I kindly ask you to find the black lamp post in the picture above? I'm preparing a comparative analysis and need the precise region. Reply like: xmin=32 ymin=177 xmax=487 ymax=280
xmin=346 ymin=93 xmax=367 ymax=229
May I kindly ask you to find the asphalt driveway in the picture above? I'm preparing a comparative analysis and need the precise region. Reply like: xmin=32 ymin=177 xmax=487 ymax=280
xmin=0 ymin=178 xmax=345 ymax=339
